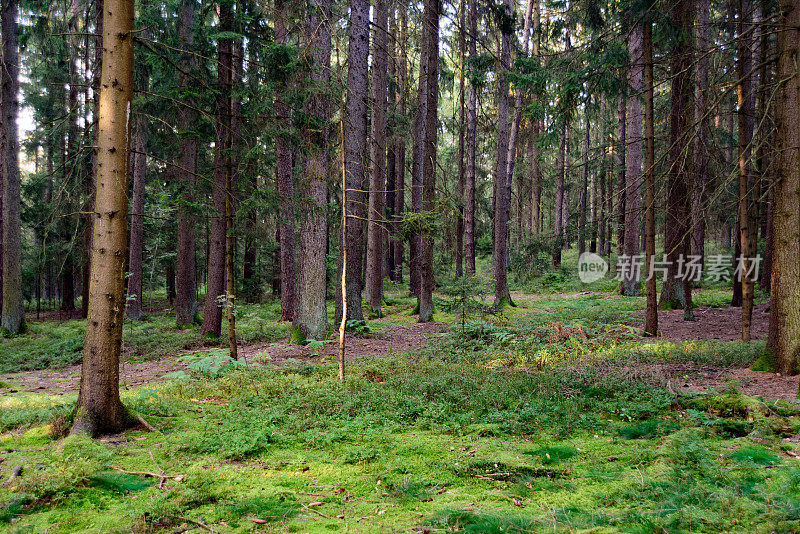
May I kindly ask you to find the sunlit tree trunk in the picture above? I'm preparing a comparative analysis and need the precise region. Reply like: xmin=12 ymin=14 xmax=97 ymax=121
xmin=335 ymin=0 xmax=369 ymax=325
xmin=72 ymin=0 xmax=135 ymax=436
xmin=455 ymin=0 xmax=466 ymax=278
xmin=365 ymin=0 xmax=388 ymax=316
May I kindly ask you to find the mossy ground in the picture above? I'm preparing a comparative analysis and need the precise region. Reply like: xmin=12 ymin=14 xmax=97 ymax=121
xmin=1 ymin=255 xmax=794 ymax=533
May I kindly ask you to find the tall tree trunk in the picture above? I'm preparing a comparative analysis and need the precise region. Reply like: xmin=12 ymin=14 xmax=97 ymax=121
xmin=294 ymin=0 xmax=331 ymax=341
xmin=392 ymin=7 xmax=407 ymax=283
xmin=492 ymin=0 xmax=514 ymax=307
xmin=643 ymin=21 xmax=658 ymax=336
xmin=365 ymin=0 xmax=388 ymax=316
xmin=737 ymin=0 xmax=756 ymax=340
xmin=770 ymin=0 xmax=800 ymax=374
xmin=464 ymin=0 xmax=477 ymax=274
xmin=579 ymin=103 xmax=589 ymax=256
xmin=553 ymin=118 xmax=566 ymax=267
xmin=275 ymin=0 xmax=296 ymax=322
xmin=455 ymin=0 xmax=466 ymax=278
xmin=659 ymin=0 xmax=695 ymax=321
xmin=418 ymin=0 xmax=438 ymax=322
xmin=201 ymin=0 xmax=232 ymax=338
xmin=622 ymin=19 xmax=643 ymax=297
xmin=691 ymin=0 xmax=710 ymax=270
xmin=175 ymin=0 xmax=198 ymax=326
xmin=126 ymin=43 xmax=150 ymax=320
xmin=336 ymin=0 xmax=369 ymax=325
xmin=0 ymin=0 xmax=23 ymax=333
xmin=615 ymin=92 xmax=626 ymax=261
xmin=72 ymin=0 xmax=135 ymax=436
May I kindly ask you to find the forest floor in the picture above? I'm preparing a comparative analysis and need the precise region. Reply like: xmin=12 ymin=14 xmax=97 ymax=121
xmin=2 ymin=271 xmax=799 ymax=533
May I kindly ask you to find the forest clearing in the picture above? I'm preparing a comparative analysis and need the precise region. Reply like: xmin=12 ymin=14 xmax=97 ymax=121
xmin=0 ymin=0 xmax=800 ymax=530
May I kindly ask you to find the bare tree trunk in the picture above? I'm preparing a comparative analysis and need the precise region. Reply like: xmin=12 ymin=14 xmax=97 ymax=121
xmin=659 ymin=0 xmax=695 ymax=321
xmin=275 ymin=0 xmax=296 ymax=322
xmin=175 ymin=0 xmax=198 ymax=326
xmin=335 ymin=0 xmax=369 ymax=326
xmin=455 ymin=0 xmax=466 ymax=278
xmin=622 ymin=19 xmax=643 ymax=297
xmin=615 ymin=92 xmax=626 ymax=260
xmin=419 ymin=0 xmax=438 ymax=322
xmin=0 ymin=0 xmax=23 ymax=333
xmin=643 ymin=21 xmax=658 ymax=336
xmin=691 ymin=0 xmax=710 ymax=270
xmin=294 ymin=0 xmax=331 ymax=342
xmin=201 ymin=0 xmax=232 ymax=338
xmin=365 ymin=0 xmax=388 ymax=316
xmin=72 ymin=0 xmax=135 ymax=436
xmin=737 ymin=0 xmax=756 ymax=340
xmin=126 ymin=49 xmax=149 ymax=320
xmin=492 ymin=0 xmax=514 ymax=307
xmin=464 ymin=0 xmax=477 ymax=274
xmin=579 ymin=103 xmax=589 ymax=256
xmin=553 ymin=119 xmax=566 ymax=267
xmin=392 ymin=8 xmax=407 ymax=283
xmin=770 ymin=0 xmax=800 ymax=375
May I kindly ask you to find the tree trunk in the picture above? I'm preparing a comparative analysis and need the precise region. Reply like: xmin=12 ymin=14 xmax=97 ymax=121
xmin=455 ymin=0 xmax=466 ymax=278
xmin=392 ymin=8 xmax=407 ymax=283
xmin=418 ymin=0 xmax=438 ymax=322
xmin=72 ymin=0 xmax=135 ymax=436
xmin=1 ymin=0 xmax=23 ymax=333
xmin=464 ymin=0 xmax=477 ymax=275
xmin=579 ymin=103 xmax=589 ymax=256
xmin=201 ymin=0 xmax=232 ymax=338
xmin=737 ymin=0 xmax=756 ymax=341
xmin=622 ymin=19 xmax=643 ymax=297
xmin=126 ymin=56 xmax=149 ymax=321
xmin=770 ymin=0 xmax=800 ymax=374
xmin=553 ymin=119 xmax=566 ymax=267
xmin=175 ymin=0 xmax=198 ymax=326
xmin=294 ymin=0 xmax=331 ymax=341
xmin=659 ymin=0 xmax=695 ymax=321
xmin=365 ymin=0 xmax=388 ymax=316
xmin=691 ymin=0 xmax=710 ymax=270
xmin=336 ymin=0 xmax=369 ymax=326
xmin=275 ymin=0 xmax=296 ymax=322
xmin=615 ymin=92 xmax=626 ymax=260
xmin=492 ymin=0 xmax=514 ymax=307
xmin=643 ymin=21 xmax=658 ymax=336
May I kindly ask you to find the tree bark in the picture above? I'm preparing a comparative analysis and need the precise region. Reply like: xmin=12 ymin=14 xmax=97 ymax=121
xmin=392 ymin=8 xmax=407 ymax=283
xmin=294 ymin=0 xmax=331 ymax=341
xmin=770 ymin=0 xmax=800 ymax=375
xmin=201 ymin=0 xmax=232 ymax=338
xmin=643 ymin=21 xmax=658 ymax=336
xmin=659 ymin=0 xmax=695 ymax=321
xmin=418 ymin=0 xmax=438 ymax=322
xmin=175 ymin=0 xmax=198 ymax=326
xmin=335 ymin=0 xmax=369 ymax=326
xmin=622 ymin=18 xmax=643 ymax=297
xmin=737 ymin=0 xmax=756 ymax=341
xmin=691 ymin=0 xmax=710 ymax=270
xmin=1 ymin=0 xmax=23 ymax=333
xmin=275 ymin=0 xmax=296 ymax=322
xmin=365 ymin=0 xmax=388 ymax=316
xmin=126 ymin=49 xmax=149 ymax=321
xmin=615 ymin=92 xmax=626 ymax=261
xmin=455 ymin=0 xmax=466 ymax=278
xmin=72 ymin=0 xmax=135 ymax=436
xmin=579 ymin=102 xmax=589 ymax=256
xmin=464 ymin=0 xmax=477 ymax=274
xmin=492 ymin=0 xmax=514 ymax=306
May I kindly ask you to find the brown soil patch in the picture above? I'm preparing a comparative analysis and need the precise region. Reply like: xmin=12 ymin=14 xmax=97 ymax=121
xmin=0 ymin=320 xmax=448 ymax=397
xmin=649 ymin=363 xmax=800 ymax=402
xmin=637 ymin=303 xmax=770 ymax=342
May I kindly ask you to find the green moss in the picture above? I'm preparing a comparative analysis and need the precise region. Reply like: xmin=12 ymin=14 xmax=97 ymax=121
xmin=288 ymin=326 xmax=306 ymax=345
xmin=751 ymin=351 xmax=777 ymax=372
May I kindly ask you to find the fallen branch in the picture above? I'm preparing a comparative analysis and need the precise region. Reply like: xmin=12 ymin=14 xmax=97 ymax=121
xmin=301 ymin=503 xmax=331 ymax=519
xmin=136 ymin=414 xmax=159 ymax=433
xmin=2 ymin=465 xmax=22 ymax=486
